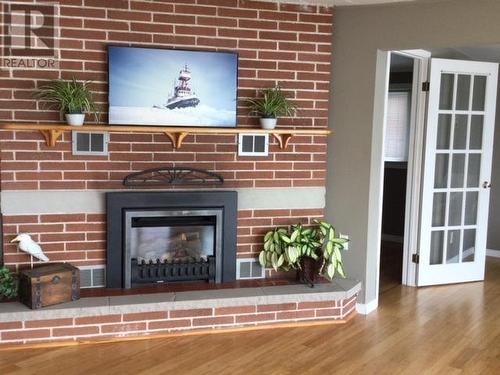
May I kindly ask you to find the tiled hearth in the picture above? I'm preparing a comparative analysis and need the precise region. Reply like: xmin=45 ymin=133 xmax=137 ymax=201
xmin=0 ymin=280 xmax=360 ymax=346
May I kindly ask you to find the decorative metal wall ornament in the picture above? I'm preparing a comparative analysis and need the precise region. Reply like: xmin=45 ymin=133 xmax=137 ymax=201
xmin=123 ymin=167 xmax=224 ymax=187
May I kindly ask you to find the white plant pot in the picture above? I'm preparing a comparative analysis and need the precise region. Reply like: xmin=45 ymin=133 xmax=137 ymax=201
xmin=260 ymin=118 xmax=277 ymax=130
xmin=65 ymin=113 xmax=85 ymax=126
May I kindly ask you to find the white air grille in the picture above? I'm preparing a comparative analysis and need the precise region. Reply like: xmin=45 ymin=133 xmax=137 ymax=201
xmin=72 ymin=131 xmax=109 ymax=156
xmin=79 ymin=266 xmax=105 ymax=288
xmin=236 ymin=258 xmax=265 ymax=279
xmin=238 ymin=134 xmax=269 ymax=156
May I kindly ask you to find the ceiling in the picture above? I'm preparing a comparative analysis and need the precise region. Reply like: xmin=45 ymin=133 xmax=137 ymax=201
xmin=331 ymin=0 xmax=415 ymax=5
xmin=332 ymin=0 xmax=416 ymax=5
xmin=261 ymin=0 xmax=419 ymax=7
xmin=389 ymin=45 xmax=500 ymax=73
xmin=430 ymin=45 xmax=500 ymax=63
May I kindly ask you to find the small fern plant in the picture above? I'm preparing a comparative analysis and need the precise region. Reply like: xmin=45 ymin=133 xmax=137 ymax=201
xmin=245 ymin=86 xmax=297 ymax=119
xmin=34 ymin=78 xmax=98 ymax=120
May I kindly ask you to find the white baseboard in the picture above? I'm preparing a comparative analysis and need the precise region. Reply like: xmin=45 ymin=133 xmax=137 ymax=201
xmin=381 ymin=234 xmax=404 ymax=244
xmin=486 ymin=249 xmax=500 ymax=258
xmin=356 ymin=299 xmax=378 ymax=315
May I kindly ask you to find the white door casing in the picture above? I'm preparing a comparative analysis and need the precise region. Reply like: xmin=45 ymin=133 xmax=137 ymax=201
xmin=396 ymin=49 xmax=430 ymax=287
xmin=417 ymin=58 xmax=498 ymax=286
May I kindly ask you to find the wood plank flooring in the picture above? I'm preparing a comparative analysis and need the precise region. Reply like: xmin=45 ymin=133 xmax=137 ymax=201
xmin=379 ymin=240 xmax=404 ymax=294
xmin=1 ymin=258 xmax=500 ymax=375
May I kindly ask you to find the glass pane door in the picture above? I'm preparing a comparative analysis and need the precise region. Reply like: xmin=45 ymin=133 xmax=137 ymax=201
xmin=430 ymin=74 xmax=483 ymax=265
xmin=417 ymin=59 xmax=497 ymax=286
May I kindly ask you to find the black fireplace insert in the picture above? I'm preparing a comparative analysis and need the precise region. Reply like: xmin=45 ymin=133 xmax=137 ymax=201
xmin=106 ymin=191 xmax=237 ymax=288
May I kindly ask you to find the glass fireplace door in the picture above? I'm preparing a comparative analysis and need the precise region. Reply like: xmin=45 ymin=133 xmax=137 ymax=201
xmin=124 ymin=209 xmax=223 ymax=288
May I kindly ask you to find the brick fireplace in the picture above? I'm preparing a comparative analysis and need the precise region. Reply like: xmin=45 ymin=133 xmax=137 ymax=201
xmin=0 ymin=0 xmax=333 ymax=276
xmin=0 ymin=1 xmax=359 ymax=347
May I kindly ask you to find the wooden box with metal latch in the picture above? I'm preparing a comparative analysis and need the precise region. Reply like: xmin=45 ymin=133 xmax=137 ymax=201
xmin=18 ymin=263 xmax=80 ymax=309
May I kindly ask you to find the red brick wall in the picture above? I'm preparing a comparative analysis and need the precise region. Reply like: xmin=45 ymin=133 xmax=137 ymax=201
xmin=0 ymin=0 xmax=332 ymax=191
xmin=0 ymin=131 xmax=328 ymax=190
xmin=0 ymin=295 xmax=357 ymax=345
xmin=0 ymin=0 xmax=333 ymax=271
xmin=3 ymin=208 xmax=324 ymax=269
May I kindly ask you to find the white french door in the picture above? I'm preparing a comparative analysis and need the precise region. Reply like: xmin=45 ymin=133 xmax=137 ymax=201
xmin=417 ymin=58 xmax=498 ymax=286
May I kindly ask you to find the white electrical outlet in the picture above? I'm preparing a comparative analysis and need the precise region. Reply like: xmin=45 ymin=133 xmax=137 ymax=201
xmin=340 ymin=234 xmax=349 ymax=250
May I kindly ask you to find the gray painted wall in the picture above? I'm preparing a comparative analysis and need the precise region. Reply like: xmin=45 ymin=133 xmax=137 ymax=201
xmin=487 ymin=78 xmax=500 ymax=250
xmin=326 ymin=0 xmax=500 ymax=305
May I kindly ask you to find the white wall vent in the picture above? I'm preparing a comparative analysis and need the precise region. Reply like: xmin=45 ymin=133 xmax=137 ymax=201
xmin=238 ymin=134 xmax=269 ymax=156
xmin=72 ymin=131 xmax=109 ymax=156
xmin=236 ymin=258 xmax=265 ymax=279
xmin=79 ymin=265 xmax=105 ymax=288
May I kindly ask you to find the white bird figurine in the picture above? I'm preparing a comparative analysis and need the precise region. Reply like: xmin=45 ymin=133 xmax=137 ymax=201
xmin=11 ymin=233 xmax=49 ymax=263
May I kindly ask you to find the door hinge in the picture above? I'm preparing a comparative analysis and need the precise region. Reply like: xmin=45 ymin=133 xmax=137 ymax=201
xmin=412 ymin=253 xmax=420 ymax=264
xmin=422 ymin=81 xmax=430 ymax=92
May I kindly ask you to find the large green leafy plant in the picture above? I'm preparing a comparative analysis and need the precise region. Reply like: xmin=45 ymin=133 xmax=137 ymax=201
xmin=259 ymin=220 xmax=348 ymax=280
xmin=245 ymin=86 xmax=297 ymax=119
xmin=0 ymin=266 xmax=18 ymax=300
xmin=34 ymin=78 xmax=98 ymax=119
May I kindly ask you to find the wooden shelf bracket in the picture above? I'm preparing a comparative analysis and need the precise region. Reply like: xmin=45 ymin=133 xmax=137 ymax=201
xmin=272 ymin=133 xmax=294 ymax=150
xmin=164 ymin=132 xmax=189 ymax=149
xmin=0 ymin=123 xmax=331 ymax=150
xmin=40 ymin=129 xmax=64 ymax=147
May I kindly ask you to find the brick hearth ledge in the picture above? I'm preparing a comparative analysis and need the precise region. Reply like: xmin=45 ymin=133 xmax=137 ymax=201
xmin=0 ymin=279 xmax=360 ymax=345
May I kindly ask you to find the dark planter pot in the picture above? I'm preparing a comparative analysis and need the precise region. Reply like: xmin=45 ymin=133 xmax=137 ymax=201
xmin=0 ymin=296 xmax=18 ymax=303
xmin=297 ymin=256 xmax=322 ymax=288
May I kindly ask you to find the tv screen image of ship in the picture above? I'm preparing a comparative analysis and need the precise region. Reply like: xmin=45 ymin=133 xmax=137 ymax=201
xmin=108 ymin=46 xmax=238 ymax=127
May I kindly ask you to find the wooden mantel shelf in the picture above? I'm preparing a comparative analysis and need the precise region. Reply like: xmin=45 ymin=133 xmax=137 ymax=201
xmin=0 ymin=123 xmax=331 ymax=150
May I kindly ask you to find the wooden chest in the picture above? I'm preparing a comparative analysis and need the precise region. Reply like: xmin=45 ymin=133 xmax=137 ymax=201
xmin=19 ymin=263 xmax=80 ymax=309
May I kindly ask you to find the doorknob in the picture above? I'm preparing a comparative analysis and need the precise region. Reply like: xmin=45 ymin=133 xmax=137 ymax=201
xmin=482 ymin=181 xmax=492 ymax=189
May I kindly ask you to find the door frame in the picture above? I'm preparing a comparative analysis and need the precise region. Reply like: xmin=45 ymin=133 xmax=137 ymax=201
xmin=398 ymin=49 xmax=430 ymax=286
xmin=373 ymin=49 xmax=430 ymax=298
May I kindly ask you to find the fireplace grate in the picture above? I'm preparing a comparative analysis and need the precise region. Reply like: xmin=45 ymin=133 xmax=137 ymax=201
xmin=131 ymin=256 xmax=216 ymax=284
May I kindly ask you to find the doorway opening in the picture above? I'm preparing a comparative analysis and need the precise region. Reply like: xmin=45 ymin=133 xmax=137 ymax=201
xmin=376 ymin=45 xmax=500 ymax=299
xmin=379 ymin=53 xmax=414 ymax=293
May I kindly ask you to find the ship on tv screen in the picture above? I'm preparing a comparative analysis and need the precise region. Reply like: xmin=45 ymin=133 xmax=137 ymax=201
xmin=108 ymin=46 xmax=238 ymax=127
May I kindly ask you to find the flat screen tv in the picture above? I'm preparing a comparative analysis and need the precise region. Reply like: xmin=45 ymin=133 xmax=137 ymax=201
xmin=108 ymin=46 xmax=238 ymax=127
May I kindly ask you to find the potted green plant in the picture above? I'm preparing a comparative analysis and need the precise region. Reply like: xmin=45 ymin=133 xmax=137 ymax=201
xmin=245 ymin=86 xmax=297 ymax=130
xmin=259 ymin=220 xmax=348 ymax=287
xmin=34 ymin=78 xmax=98 ymax=126
xmin=0 ymin=266 xmax=18 ymax=301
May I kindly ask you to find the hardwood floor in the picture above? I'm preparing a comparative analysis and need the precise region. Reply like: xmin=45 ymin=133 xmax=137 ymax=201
xmin=379 ymin=240 xmax=404 ymax=294
xmin=2 ymin=258 xmax=500 ymax=375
